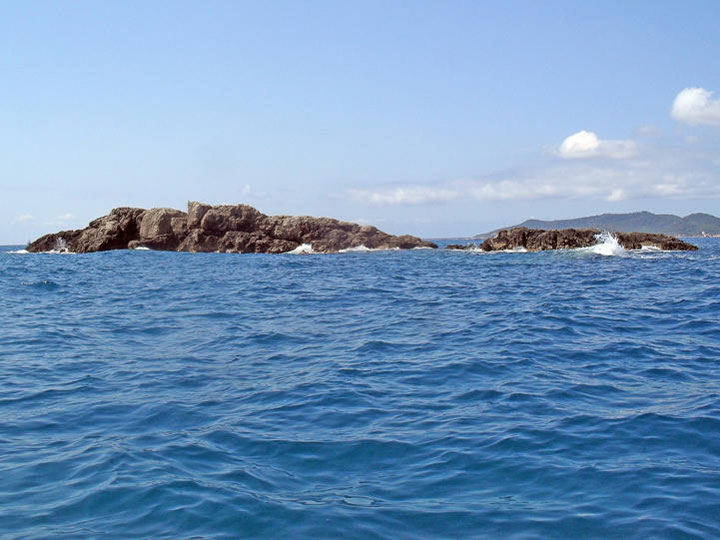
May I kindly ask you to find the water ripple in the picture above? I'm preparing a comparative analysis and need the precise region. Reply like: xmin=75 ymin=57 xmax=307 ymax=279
xmin=1 ymin=241 xmax=719 ymax=538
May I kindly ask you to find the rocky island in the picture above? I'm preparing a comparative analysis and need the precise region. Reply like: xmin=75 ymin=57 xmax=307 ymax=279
xmin=447 ymin=227 xmax=698 ymax=252
xmin=27 ymin=202 xmax=437 ymax=254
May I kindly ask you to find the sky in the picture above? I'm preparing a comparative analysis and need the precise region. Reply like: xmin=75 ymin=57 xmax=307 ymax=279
xmin=2 ymin=0 xmax=719 ymax=243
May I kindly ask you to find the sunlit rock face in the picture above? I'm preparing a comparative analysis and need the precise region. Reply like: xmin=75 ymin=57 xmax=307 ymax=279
xmin=27 ymin=202 xmax=438 ymax=254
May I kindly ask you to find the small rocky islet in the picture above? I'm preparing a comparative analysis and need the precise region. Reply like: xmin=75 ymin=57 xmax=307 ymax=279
xmin=447 ymin=227 xmax=698 ymax=252
xmin=26 ymin=202 xmax=437 ymax=254
xmin=27 ymin=202 xmax=698 ymax=254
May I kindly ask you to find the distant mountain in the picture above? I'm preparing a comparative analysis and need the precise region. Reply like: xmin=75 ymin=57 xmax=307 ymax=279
xmin=475 ymin=211 xmax=720 ymax=238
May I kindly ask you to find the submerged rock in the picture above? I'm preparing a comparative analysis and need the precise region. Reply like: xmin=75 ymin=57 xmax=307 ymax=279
xmin=447 ymin=227 xmax=698 ymax=252
xmin=27 ymin=202 xmax=438 ymax=254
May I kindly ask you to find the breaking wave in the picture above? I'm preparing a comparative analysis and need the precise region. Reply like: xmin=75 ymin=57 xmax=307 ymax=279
xmin=577 ymin=231 xmax=627 ymax=257
xmin=287 ymin=243 xmax=315 ymax=254
xmin=338 ymin=245 xmax=372 ymax=253
xmin=338 ymin=245 xmax=400 ymax=253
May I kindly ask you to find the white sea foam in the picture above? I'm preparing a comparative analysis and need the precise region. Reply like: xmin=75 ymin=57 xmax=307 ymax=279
xmin=461 ymin=246 xmax=527 ymax=254
xmin=578 ymin=231 xmax=627 ymax=257
xmin=338 ymin=245 xmax=401 ymax=253
xmin=8 ymin=249 xmax=29 ymax=254
xmin=339 ymin=245 xmax=372 ymax=253
xmin=287 ymin=243 xmax=315 ymax=254
xmin=132 ymin=246 xmax=151 ymax=251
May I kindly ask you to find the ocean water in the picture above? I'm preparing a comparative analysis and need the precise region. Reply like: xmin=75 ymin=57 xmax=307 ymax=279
xmin=1 ymin=238 xmax=719 ymax=539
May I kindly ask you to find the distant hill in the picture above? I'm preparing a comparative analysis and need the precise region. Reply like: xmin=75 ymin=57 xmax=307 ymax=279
xmin=475 ymin=211 xmax=720 ymax=238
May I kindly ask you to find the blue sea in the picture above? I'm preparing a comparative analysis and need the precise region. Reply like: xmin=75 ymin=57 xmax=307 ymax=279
xmin=1 ymin=239 xmax=719 ymax=539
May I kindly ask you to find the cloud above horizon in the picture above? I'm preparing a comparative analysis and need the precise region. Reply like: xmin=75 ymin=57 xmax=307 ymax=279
xmin=350 ymin=139 xmax=717 ymax=206
xmin=350 ymin=89 xmax=719 ymax=208
xmin=558 ymin=130 xmax=637 ymax=159
xmin=671 ymin=87 xmax=720 ymax=126
xmin=348 ymin=186 xmax=459 ymax=206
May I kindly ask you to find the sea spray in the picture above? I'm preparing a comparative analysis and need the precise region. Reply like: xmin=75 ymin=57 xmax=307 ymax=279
xmin=582 ymin=231 xmax=627 ymax=256
xmin=287 ymin=243 xmax=315 ymax=254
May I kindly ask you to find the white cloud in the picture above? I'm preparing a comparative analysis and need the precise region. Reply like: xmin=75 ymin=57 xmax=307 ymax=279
xmin=16 ymin=214 xmax=35 ymax=222
xmin=349 ymin=143 xmax=718 ymax=207
xmin=671 ymin=87 xmax=720 ymax=126
xmin=349 ymin=186 xmax=459 ymax=206
xmin=57 ymin=213 xmax=75 ymax=221
xmin=558 ymin=130 xmax=637 ymax=159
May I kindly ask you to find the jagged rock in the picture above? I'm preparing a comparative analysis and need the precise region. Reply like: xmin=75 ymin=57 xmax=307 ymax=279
xmin=177 ymin=230 xmax=220 ymax=253
xmin=449 ymin=227 xmax=698 ymax=252
xmin=27 ymin=202 xmax=438 ymax=254
xmin=199 ymin=204 xmax=264 ymax=234
xmin=28 ymin=207 xmax=146 ymax=253
xmin=613 ymin=232 xmax=696 ymax=251
xmin=187 ymin=202 xmax=211 ymax=229
xmin=137 ymin=208 xmax=188 ymax=250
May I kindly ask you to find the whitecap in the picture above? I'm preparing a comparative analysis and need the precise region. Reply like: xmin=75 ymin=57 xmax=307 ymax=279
xmin=464 ymin=246 xmax=527 ymax=254
xmin=339 ymin=245 xmax=372 ymax=253
xmin=287 ymin=243 xmax=315 ymax=254
xmin=576 ymin=231 xmax=627 ymax=257
xmin=339 ymin=245 xmax=401 ymax=253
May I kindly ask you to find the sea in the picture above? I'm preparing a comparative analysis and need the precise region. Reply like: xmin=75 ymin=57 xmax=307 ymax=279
xmin=1 ymin=237 xmax=719 ymax=539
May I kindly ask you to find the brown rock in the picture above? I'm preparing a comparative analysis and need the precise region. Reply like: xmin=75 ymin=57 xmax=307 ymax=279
xmin=27 ymin=207 xmax=146 ymax=253
xmin=199 ymin=204 xmax=264 ymax=233
xmin=187 ymin=201 xmax=211 ymax=228
xmin=177 ymin=230 xmax=220 ymax=253
xmin=27 ymin=202 xmax=438 ymax=254
xmin=137 ymin=208 xmax=188 ymax=250
xmin=477 ymin=227 xmax=697 ymax=252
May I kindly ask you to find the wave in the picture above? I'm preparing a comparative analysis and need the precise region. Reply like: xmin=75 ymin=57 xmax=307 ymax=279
xmin=338 ymin=245 xmax=400 ymax=253
xmin=21 ymin=280 xmax=60 ymax=289
xmin=286 ymin=243 xmax=315 ymax=254
xmin=5 ymin=248 xmax=72 ymax=255
xmin=576 ymin=231 xmax=627 ymax=257
xmin=458 ymin=246 xmax=528 ymax=254
xmin=338 ymin=245 xmax=372 ymax=253
xmin=2 ymin=237 xmax=720 ymax=538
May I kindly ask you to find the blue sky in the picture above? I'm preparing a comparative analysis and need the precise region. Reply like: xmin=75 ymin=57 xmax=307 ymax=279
xmin=2 ymin=1 xmax=719 ymax=243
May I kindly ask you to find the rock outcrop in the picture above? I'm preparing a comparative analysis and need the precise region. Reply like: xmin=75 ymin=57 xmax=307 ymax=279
xmin=448 ymin=227 xmax=698 ymax=252
xmin=27 ymin=202 xmax=438 ymax=254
